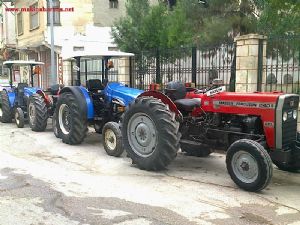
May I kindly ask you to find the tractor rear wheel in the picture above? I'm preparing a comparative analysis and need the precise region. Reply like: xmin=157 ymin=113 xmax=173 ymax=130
xmin=122 ymin=97 xmax=180 ymax=171
xmin=1 ymin=91 xmax=12 ymax=123
xmin=28 ymin=94 xmax=48 ymax=131
xmin=102 ymin=122 xmax=123 ymax=157
xmin=55 ymin=92 xmax=88 ymax=145
xmin=226 ymin=139 xmax=273 ymax=192
xmin=14 ymin=107 xmax=25 ymax=128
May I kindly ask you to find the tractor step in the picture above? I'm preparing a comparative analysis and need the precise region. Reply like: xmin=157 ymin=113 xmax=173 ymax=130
xmin=180 ymin=139 xmax=211 ymax=148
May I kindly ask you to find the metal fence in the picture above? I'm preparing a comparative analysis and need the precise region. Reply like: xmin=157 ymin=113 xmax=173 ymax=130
xmin=262 ymin=36 xmax=300 ymax=94
xmin=131 ymin=43 xmax=236 ymax=90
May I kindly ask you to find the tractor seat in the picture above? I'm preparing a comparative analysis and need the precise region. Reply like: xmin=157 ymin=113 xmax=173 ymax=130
xmin=17 ymin=83 xmax=28 ymax=92
xmin=86 ymin=79 xmax=104 ymax=93
xmin=174 ymin=98 xmax=201 ymax=112
xmin=49 ymin=84 xmax=64 ymax=95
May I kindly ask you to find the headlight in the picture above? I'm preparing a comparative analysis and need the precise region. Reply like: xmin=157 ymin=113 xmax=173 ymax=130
xmin=283 ymin=112 xmax=288 ymax=121
xmin=293 ymin=110 xmax=297 ymax=119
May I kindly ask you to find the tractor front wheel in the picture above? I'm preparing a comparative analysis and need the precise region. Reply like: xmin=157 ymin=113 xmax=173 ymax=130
xmin=226 ymin=139 xmax=273 ymax=192
xmin=28 ymin=94 xmax=48 ymax=131
xmin=122 ymin=97 xmax=180 ymax=171
xmin=102 ymin=122 xmax=123 ymax=157
xmin=1 ymin=91 xmax=12 ymax=123
xmin=55 ymin=92 xmax=87 ymax=145
xmin=14 ymin=107 xmax=25 ymax=128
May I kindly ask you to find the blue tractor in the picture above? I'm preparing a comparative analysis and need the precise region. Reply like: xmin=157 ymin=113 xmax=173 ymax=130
xmin=0 ymin=60 xmax=61 ymax=130
xmin=53 ymin=51 xmax=144 ymax=156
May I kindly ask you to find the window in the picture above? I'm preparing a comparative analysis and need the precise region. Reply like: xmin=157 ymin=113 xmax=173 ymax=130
xmin=47 ymin=0 xmax=61 ymax=25
xmin=109 ymin=0 xmax=118 ymax=9
xmin=17 ymin=12 xmax=23 ymax=35
xmin=30 ymin=2 xmax=39 ymax=30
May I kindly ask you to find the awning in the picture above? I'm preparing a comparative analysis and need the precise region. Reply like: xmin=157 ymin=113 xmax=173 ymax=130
xmin=62 ymin=50 xmax=134 ymax=61
xmin=3 ymin=60 xmax=45 ymax=66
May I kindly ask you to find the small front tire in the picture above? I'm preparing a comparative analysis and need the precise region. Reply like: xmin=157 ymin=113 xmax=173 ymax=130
xmin=14 ymin=107 xmax=25 ymax=128
xmin=226 ymin=139 xmax=273 ymax=192
xmin=102 ymin=122 xmax=124 ymax=157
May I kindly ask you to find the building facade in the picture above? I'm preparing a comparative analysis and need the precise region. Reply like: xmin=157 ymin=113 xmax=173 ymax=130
xmin=10 ymin=0 xmax=161 ymax=88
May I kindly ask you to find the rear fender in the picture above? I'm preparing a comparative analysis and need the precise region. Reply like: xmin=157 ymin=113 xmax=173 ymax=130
xmin=36 ymin=90 xmax=51 ymax=106
xmin=138 ymin=91 xmax=182 ymax=121
xmin=60 ymin=86 xmax=94 ymax=120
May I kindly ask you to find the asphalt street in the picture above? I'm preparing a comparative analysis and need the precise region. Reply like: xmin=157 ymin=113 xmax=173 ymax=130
xmin=0 ymin=122 xmax=300 ymax=225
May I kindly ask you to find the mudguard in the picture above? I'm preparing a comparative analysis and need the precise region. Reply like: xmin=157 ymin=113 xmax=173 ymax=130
xmin=104 ymin=82 xmax=144 ymax=106
xmin=139 ymin=91 xmax=183 ymax=121
xmin=60 ymin=86 xmax=94 ymax=120
xmin=2 ymin=88 xmax=16 ymax=108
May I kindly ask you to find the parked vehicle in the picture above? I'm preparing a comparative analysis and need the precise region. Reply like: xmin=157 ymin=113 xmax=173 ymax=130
xmin=54 ymin=51 xmax=143 ymax=157
xmin=0 ymin=60 xmax=61 ymax=131
xmin=121 ymin=79 xmax=300 ymax=192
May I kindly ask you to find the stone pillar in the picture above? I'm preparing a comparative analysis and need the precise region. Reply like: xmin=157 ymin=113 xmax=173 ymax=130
xmin=117 ymin=57 xmax=130 ymax=85
xmin=234 ymin=34 xmax=267 ymax=92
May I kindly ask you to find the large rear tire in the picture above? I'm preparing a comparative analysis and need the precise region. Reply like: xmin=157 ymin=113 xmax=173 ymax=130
xmin=226 ymin=139 xmax=273 ymax=192
xmin=1 ymin=91 xmax=12 ymax=123
xmin=55 ymin=92 xmax=88 ymax=145
xmin=28 ymin=94 xmax=48 ymax=131
xmin=102 ymin=122 xmax=124 ymax=157
xmin=122 ymin=97 xmax=180 ymax=171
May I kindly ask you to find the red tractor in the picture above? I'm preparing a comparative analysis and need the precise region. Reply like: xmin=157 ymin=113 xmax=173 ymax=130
xmin=121 ymin=80 xmax=300 ymax=192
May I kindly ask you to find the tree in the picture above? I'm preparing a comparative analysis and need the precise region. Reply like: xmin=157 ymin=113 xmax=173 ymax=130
xmin=256 ymin=0 xmax=300 ymax=37
xmin=111 ymin=0 xmax=193 ymax=54
xmin=175 ymin=0 xmax=258 ymax=47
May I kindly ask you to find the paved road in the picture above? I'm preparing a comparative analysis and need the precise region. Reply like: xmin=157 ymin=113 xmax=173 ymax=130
xmin=0 ymin=122 xmax=300 ymax=225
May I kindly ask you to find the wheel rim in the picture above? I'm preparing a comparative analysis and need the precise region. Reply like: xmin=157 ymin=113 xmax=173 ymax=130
xmin=105 ymin=129 xmax=117 ymax=151
xmin=127 ymin=112 xmax=157 ymax=157
xmin=231 ymin=150 xmax=259 ymax=184
xmin=28 ymin=103 xmax=36 ymax=124
xmin=15 ymin=111 xmax=20 ymax=125
xmin=58 ymin=104 xmax=71 ymax=135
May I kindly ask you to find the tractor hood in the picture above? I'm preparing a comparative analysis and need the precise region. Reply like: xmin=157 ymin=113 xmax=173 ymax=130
xmin=104 ymin=82 xmax=144 ymax=106
xmin=24 ymin=87 xmax=42 ymax=97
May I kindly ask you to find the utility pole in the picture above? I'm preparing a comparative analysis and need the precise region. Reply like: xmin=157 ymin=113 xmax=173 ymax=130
xmin=49 ymin=0 xmax=56 ymax=85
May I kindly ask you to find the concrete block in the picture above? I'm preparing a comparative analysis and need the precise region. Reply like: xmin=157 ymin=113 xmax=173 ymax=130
xmin=236 ymin=40 xmax=245 ymax=46
xmin=239 ymin=56 xmax=258 ymax=70
xmin=247 ymin=84 xmax=257 ymax=92
xmin=247 ymin=70 xmax=258 ymax=83
xmin=235 ymin=84 xmax=247 ymax=93
xmin=236 ymin=70 xmax=248 ymax=84
xmin=248 ymin=45 xmax=259 ymax=56
xmin=244 ymin=39 xmax=259 ymax=45
xmin=236 ymin=45 xmax=249 ymax=57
